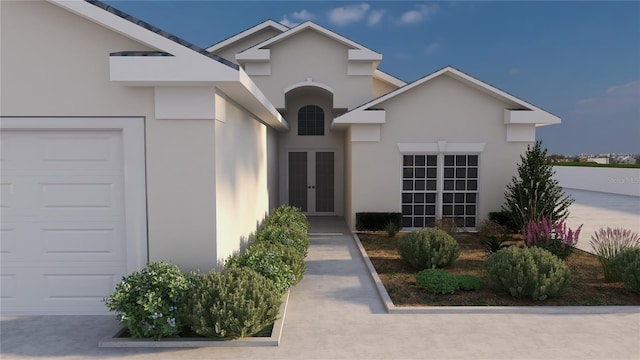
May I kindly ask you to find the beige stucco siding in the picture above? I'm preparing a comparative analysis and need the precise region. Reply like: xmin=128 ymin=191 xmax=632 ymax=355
xmin=348 ymin=74 xmax=529 ymax=228
xmin=249 ymin=29 xmax=373 ymax=109
xmin=214 ymin=92 xmax=272 ymax=265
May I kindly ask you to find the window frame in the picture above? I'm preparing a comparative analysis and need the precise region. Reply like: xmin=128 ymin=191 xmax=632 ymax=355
xmin=297 ymin=105 xmax=325 ymax=136
xmin=398 ymin=142 xmax=484 ymax=230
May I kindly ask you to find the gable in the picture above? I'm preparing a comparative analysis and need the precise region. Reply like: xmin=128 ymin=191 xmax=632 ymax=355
xmin=207 ymin=20 xmax=287 ymax=64
xmin=0 ymin=0 xmax=157 ymax=115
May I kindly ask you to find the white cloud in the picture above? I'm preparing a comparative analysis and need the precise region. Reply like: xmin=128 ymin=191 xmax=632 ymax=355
xmin=576 ymin=80 xmax=640 ymax=113
xmin=399 ymin=4 xmax=439 ymax=24
xmin=328 ymin=3 xmax=370 ymax=26
xmin=425 ymin=42 xmax=440 ymax=55
xmin=280 ymin=9 xmax=316 ymax=27
xmin=509 ymin=68 xmax=520 ymax=76
xmin=368 ymin=9 xmax=385 ymax=26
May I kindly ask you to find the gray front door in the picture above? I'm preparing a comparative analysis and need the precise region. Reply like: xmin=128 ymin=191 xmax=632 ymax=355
xmin=288 ymin=150 xmax=335 ymax=215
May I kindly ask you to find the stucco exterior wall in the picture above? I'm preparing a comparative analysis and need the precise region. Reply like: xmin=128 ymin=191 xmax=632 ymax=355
xmin=212 ymin=28 xmax=282 ymax=64
xmin=348 ymin=74 xmax=529 ymax=228
xmin=0 ymin=1 xmax=220 ymax=272
xmin=373 ymin=77 xmax=400 ymax=99
xmin=215 ymin=92 xmax=271 ymax=266
xmin=248 ymin=29 xmax=373 ymax=109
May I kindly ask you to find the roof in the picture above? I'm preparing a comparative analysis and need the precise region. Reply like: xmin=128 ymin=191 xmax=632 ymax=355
xmin=49 ymin=0 xmax=287 ymax=131
xmin=236 ymin=21 xmax=381 ymax=62
xmin=335 ymin=66 xmax=560 ymax=126
xmin=86 ymin=0 xmax=238 ymax=69
xmin=206 ymin=19 xmax=288 ymax=53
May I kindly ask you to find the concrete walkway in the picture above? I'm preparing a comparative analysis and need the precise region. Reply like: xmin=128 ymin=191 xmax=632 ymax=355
xmin=1 ymin=217 xmax=639 ymax=359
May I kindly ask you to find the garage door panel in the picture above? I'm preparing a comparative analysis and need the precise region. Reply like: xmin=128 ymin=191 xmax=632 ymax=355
xmin=2 ymin=221 xmax=124 ymax=262
xmin=0 ymin=124 xmax=140 ymax=315
xmin=1 ymin=130 xmax=123 ymax=171
xmin=40 ymin=181 xmax=119 ymax=210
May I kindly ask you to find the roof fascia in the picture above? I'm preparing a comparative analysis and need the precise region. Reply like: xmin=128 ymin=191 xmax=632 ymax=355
xmin=206 ymin=20 xmax=288 ymax=52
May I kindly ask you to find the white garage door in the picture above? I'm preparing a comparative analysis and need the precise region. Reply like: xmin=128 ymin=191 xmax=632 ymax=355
xmin=1 ymin=118 xmax=147 ymax=314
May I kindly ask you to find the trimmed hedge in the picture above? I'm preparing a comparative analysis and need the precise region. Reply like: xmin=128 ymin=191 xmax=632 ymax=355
xmin=255 ymin=224 xmax=309 ymax=257
xmin=356 ymin=212 xmax=402 ymax=231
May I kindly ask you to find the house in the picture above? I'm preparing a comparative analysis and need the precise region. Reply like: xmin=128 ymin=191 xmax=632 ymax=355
xmin=0 ymin=0 xmax=560 ymax=314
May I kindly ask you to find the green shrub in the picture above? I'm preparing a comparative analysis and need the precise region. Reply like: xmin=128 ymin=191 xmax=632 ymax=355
xmin=265 ymin=205 xmax=309 ymax=233
xmin=385 ymin=221 xmax=399 ymax=238
xmin=610 ymin=248 xmax=640 ymax=292
xmin=104 ymin=262 xmax=193 ymax=339
xmin=226 ymin=245 xmax=295 ymax=295
xmin=246 ymin=241 xmax=306 ymax=286
xmin=398 ymin=229 xmax=460 ymax=270
xmin=457 ymin=274 xmax=482 ymax=291
xmin=489 ymin=211 xmax=518 ymax=233
xmin=356 ymin=212 xmax=402 ymax=231
xmin=590 ymin=228 xmax=640 ymax=282
xmin=486 ymin=246 xmax=571 ymax=301
xmin=479 ymin=219 xmax=512 ymax=254
xmin=502 ymin=141 xmax=574 ymax=231
xmin=185 ymin=267 xmax=282 ymax=339
xmin=415 ymin=269 xmax=459 ymax=294
xmin=255 ymin=225 xmax=309 ymax=257
xmin=415 ymin=270 xmax=482 ymax=294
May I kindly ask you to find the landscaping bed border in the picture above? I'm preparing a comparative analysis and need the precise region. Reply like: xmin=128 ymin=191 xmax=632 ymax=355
xmin=98 ymin=291 xmax=289 ymax=348
xmin=352 ymin=232 xmax=640 ymax=315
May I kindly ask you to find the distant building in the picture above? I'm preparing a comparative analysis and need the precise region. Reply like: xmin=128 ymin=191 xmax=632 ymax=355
xmin=617 ymin=156 xmax=637 ymax=165
xmin=587 ymin=157 xmax=610 ymax=165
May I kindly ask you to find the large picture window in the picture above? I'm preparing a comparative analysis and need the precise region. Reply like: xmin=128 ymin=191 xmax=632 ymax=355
xmin=401 ymin=153 xmax=479 ymax=229
xmin=298 ymin=105 xmax=324 ymax=136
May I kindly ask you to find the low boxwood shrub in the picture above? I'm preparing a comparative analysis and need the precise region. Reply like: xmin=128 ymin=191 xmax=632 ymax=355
xmin=415 ymin=270 xmax=482 ymax=294
xmin=185 ymin=267 xmax=282 ymax=339
xmin=610 ymin=248 xmax=640 ymax=292
xmin=265 ymin=205 xmax=309 ymax=233
xmin=356 ymin=212 xmax=402 ymax=231
xmin=398 ymin=229 xmax=460 ymax=270
xmin=457 ymin=274 xmax=482 ymax=291
xmin=416 ymin=269 xmax=458 ymax=294
xmin=226 ymin=243 xmax=296 ymax=295
xmin=104 ymin=261 xmax=193 ymax=339
xmin=486 ymin=246 xmax=571 ymax=301
xmin=255 ymin=224 xmax=309 ymax=257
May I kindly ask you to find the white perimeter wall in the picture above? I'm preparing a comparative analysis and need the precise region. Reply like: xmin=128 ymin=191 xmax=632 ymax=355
xmin=554 ymin=167 xmax=640 ymax=253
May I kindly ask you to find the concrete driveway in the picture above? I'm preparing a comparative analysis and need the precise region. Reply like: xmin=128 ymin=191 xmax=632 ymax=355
xmin=2 ymin=217 xmax=639 ymax=359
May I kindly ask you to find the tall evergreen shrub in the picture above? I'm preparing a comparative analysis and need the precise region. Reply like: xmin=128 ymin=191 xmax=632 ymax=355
xmin=502 ymin=141 xmax=574 ymax=231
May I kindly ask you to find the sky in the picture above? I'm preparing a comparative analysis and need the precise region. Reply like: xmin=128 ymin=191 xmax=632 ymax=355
xmin=102 ymin=1 xmax=640 ymax=156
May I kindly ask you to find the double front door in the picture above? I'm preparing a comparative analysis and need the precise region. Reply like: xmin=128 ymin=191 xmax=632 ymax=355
xmin=288 ymin=150 xmax=335 ymax=215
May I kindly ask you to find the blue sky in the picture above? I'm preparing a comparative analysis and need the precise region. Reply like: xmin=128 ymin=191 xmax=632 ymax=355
xmin=103 ymin=1 xmax=640 ymax=155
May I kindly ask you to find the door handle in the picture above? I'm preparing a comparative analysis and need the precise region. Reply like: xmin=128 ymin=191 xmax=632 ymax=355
xmin=308 ymin=185 xmax=315 ymax=189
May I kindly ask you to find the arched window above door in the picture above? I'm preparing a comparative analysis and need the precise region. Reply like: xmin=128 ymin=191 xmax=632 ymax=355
xmin=298 ymin=105 xmax=324 ymax=136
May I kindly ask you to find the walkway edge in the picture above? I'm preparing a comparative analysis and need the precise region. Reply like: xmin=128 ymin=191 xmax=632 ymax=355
xmin=352 ymin=232 xmax=640 ymax=315
xmin=98 ymin=291 xmax=289 ymax=348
